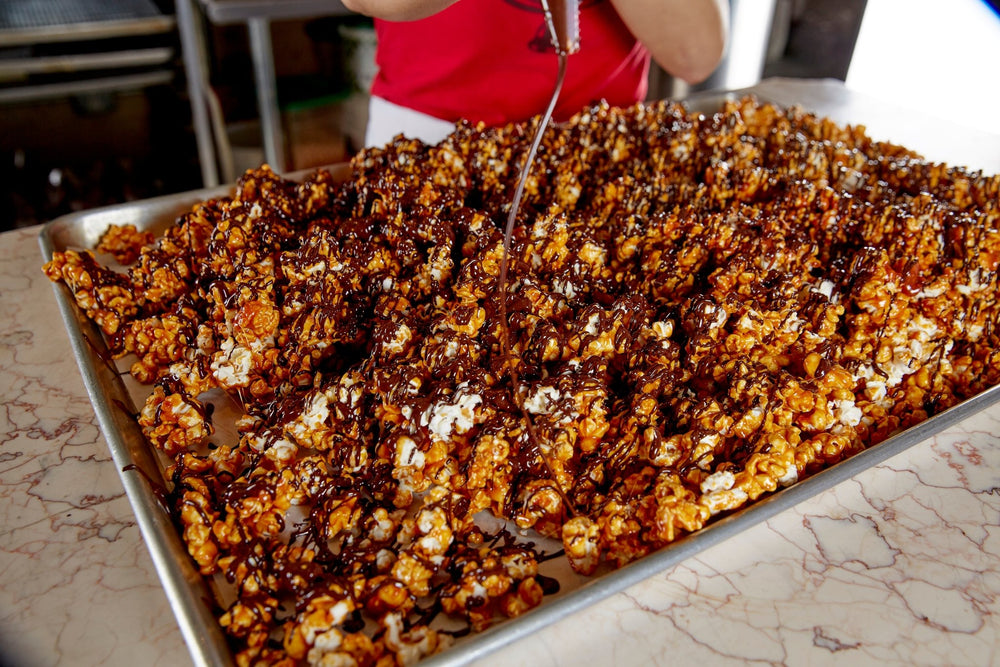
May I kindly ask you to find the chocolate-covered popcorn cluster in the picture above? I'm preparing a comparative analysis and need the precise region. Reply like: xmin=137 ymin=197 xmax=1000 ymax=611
xmin=45 ymin=96 xmax=1000 ymax=665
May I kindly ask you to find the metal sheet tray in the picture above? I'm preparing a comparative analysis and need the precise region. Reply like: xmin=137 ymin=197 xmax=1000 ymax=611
xmin=38 ymin=93 xmax=1000 ymax=667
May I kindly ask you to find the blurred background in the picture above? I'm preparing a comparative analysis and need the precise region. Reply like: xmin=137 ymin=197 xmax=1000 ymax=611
xmin=1 ymin=0 xmax=998 ymax=232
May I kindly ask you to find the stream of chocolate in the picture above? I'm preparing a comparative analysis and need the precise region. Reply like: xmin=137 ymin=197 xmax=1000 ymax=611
xmin=496 ymin=0 xmax=581 ymax=513
xmin=495 ymin=50 xmax=573 ymax=511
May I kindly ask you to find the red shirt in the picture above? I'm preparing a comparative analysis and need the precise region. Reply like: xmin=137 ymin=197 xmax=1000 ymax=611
xmin=371 ymin=0 xmax=650 ymax=126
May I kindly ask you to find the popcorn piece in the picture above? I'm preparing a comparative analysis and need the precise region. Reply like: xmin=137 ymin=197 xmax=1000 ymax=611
xmin=138 ymin=385 xmax=213 ymax=455
xmin=96 ymin=223 xmax=155 ymax=265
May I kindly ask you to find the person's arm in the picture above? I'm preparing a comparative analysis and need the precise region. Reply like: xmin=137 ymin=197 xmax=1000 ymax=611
xmin=610 ymin=0 xmax=729 ymax=84
xmin=341 ymin=0 xmax=459 ymax=21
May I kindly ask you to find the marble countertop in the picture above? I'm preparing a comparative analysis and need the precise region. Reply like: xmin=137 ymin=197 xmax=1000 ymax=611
xmin=3 ymin=79 xmax=1000 ymax=666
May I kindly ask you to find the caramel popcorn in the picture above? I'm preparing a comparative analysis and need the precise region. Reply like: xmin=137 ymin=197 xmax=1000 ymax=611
xmin=95 ymin=223 xmax=155 ymax=265
xmin=44 ymin=96 xmax=1000 ymax=664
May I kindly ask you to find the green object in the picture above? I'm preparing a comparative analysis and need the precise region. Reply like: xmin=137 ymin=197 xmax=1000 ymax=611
xmin=277 ymin=74 xmax=349 ymax=112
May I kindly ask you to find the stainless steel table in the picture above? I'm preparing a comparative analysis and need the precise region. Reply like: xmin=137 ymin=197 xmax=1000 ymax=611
xmin=175 ymin=0 xmax=353 ymax=187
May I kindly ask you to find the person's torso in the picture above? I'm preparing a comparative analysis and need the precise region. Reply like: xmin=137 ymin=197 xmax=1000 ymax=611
xmin=371 ymin=0 xmax=650 ymax=126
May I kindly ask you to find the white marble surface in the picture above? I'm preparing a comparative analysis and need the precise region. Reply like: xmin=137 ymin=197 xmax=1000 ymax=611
xmin=3 ymin=79 xmax=1000 ymax=666
xmin=472 ymin=413 xmax=1000 ymax=666
xmin=0 ymin=226 xmax=190 ymax=667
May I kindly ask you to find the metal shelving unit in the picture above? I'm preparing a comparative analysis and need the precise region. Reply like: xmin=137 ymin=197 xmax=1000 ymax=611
xmin=0 ymin=0 xmax=177 ymax=103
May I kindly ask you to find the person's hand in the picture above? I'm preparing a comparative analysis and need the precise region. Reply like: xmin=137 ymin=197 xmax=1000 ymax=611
xmin=341 ymin=0 xmax=460 ymax=21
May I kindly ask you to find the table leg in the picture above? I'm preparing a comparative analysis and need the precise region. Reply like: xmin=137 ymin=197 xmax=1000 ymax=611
xmin=175 ymin=0 xmax=220 ymax=187
xmin=248 ymin=17 xmax=287 ymax=172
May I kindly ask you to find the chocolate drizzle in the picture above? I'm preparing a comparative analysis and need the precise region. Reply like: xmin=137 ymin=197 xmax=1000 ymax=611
xmin=41 ymin=94 xmax=1000 ymax=664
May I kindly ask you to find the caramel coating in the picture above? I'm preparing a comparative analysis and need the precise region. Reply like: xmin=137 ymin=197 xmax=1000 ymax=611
xmin=96 ymin=223 xmax=155 ymax=265
xmin=44 ymin=96 xmax=1000 ymax=664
